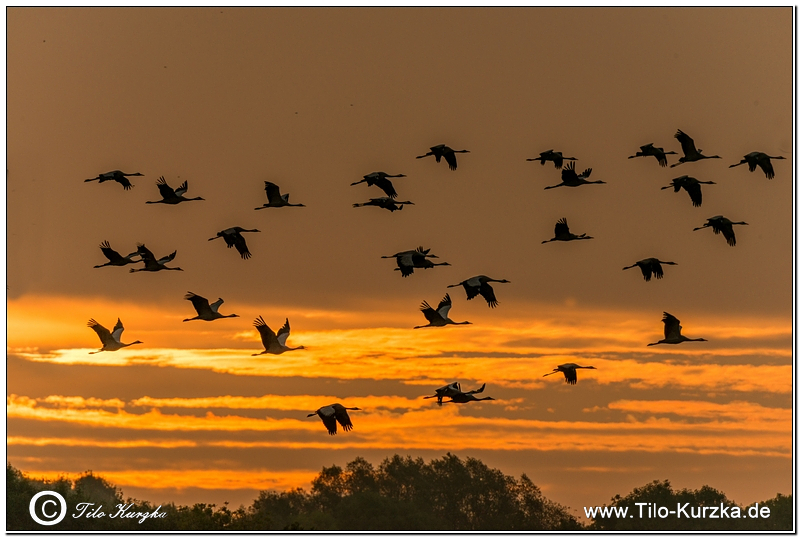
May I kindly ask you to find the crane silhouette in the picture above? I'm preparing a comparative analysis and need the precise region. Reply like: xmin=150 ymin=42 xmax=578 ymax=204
xmin=544 ymin=162 xmax=605 ymax=189
xmin=441 ymin=384 xmax=495 ymax=404
xmin=87 ymin=318 xmax=142 ymax=353
xmin=423 ymin=381 xmax=485 ymax=405
xmin=414 ymin=293 xmax=471 ymax=329
xmin=661 ymin=175 xmax=715 ymax=207
xmin=252 ymin=316 xmax=305 ymax=355
xmin=307 ymin=403 xmax=361 ymax=435
xmin=693 ymin=215 xmax=748 ymax=246
xmin=541 ymin=218 xmax=593 ymax=243
xmin=729 ymin=152 xmax=786 ymax=180
xmin=543 ymin=363 xmax=596 ymax=385
xmin=351 ymin=172 xmax=406 ymax=199
xmin=84 ymin=170 xmax=143 ymax=190
xmin=208 ymin=227 xmax=261 ymax=259
xmin=670 ymin=129 xmax=721 ymax=167
xmin=448 ymin=275 xmax=510 ymax=308
xmin=628 ymin=143 xmax=678 ymax=167
xmin=382 ymin=246 xmax=449 ymax=277
xmin=255 ymin=181 xmax=305 ymax=209
xmin=129 ymin=244 xmax=182 ymax=272
xmin=183 ymin=292 xmax=239 ymax=322
xmin=416 ymin=144 xmax=470 ymax=171
xmin=526 ymin=149 xmax=578 ymax=169
xmin=93 ymin=241 xmax=141 ymax=268
xmin=648 ymin=312 xmax=707 ymax=346
xmin=622 ymin=258 xmax=677 ymax=281
xmin=353 ymin=197 xmax=414 ymax=212
xmin=146 ymin=176 xmax=204 ymax=205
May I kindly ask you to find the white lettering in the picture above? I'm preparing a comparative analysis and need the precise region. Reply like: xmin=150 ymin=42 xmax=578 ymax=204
xmin=635 ymin=502 xmax=647 ymax=518
xmin=676 ymin=503 xmax=689 ymax=518
xmin=748 ymin=504 xmax=760 ymax=518
xmin=41 ymin=500 xmax=58 ymax=519
xmin=73 ymin=503 xmax=94 ymax=518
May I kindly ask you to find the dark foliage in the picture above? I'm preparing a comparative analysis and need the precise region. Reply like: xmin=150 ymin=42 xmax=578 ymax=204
xmin=8 ymin=460 xmax=792 ymax=531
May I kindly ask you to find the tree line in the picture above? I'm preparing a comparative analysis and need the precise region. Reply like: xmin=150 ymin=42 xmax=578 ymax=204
xmin=7 ymin=454 xmax=792 ymax=531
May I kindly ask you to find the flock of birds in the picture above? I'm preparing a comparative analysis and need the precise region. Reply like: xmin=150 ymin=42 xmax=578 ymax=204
xmin=83 ymin=131 xmax=784 ymax=435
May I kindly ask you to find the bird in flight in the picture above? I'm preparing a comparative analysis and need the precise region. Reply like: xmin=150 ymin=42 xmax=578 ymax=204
xmin=146 ymin=176 xmax=205 ymax=205
xmin=252 ymin=317 xmax=305 ymax=355
xmin=255 ymin=181 xmax=306 ymax=209
xmin=84 ymin=170 xmax=143 ymax=190
xmin=729 ymin=152 xmax=786 ymax=180
xmin=208 ymin=227 xmax=261 ymax=259
xmin=93 ymin=241 xmax=141 ymax=268
xmin=447 ymin=275 xmax=510 ymax=308
xmin=543 ymin=363 xmax=596 ymax=385
xmin=693 ymin=215 xmax=748 ymax=246
xmin=182 ymin=292 xmax=239 ymax=322
xmin=382 ymin=246 xmax=449 ymax=277
xmin=541 ymin=218 xmax=593 ymax=243
xmin=661 ymin=175 xmax=715 ymax=207
xmin=544 ymin=162 xmax=605 ymax=189
xmin=648 ymin=312 xmax=707 ymax=346
xmin=416 ymin=144 xmax=470 ymax=171
xmin=628 ymin=143 xmax=678 ymax=167
xmin=622 ymin=258 xmax=677 ymax=281
xmin=307 ymin=403 xmax=361 ymax=435
xmin=87 ymin=318 xmax=142 ymax=353
xmin=670 ymin=129 xmax=721 ymax=167
xmin=527 ymin=149 xmax=578 ymax=169
xmin=351 ymin=172 xmax=406 ymax=199
xmin=414 ymin=293 xmax=471 ymax=329
xmin=129 ymin=244 xmax=183 ymax=272
xmin=353 ymin=197 xmax=414 ymax=212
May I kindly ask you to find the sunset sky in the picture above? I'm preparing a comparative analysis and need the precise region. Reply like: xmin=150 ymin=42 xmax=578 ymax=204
xmin=6 ymin=7 xmax=793 ymax=517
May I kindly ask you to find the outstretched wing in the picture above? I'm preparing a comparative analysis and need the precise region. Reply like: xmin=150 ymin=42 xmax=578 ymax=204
xmin=264 ymin=181 xmax=283 ymax=204
xmin=233 ymin=234 xmax=252 ymax=259
xmin=662 ymin=312 xmax=681 ymax=340
xmin=396 ymin=252 xmax=415 ymax=277
xmin=443 ymin=150 xmax=458 ymax=171
xmin=420 ymin=300 xmax=442 ymax=324
xmin=99 ymin=241 xmax=125 ymax=263
xmin=374 ymin=177 xmax=398 ymax=198
xmin=561 ymin=162 xmax=579 ymax=183
xmin=136 ymin=244 xmax=157 ymax=264
xmin=317 ymin=406 xmax=338 ymax=435
xmin=563 ymin=367 xmax=578 ymax=385
xmin=87 ymin=318 xmax=111 ymax=344
xmin=110 ymin=318 xmax=125 ymax=343
xmin=650 ymin=260 xmax=664 ymax=280
xmin=185 ymin=292 xmax=211 ymax=315
xmin=276 ymin=318 xmax=291 ymax=347
xmin=254 ymin=316 xmax=277 ymax=349
xmin=335 ymin=408 xmax=354 ymax=432
xmin=682 ymin=180 xmax=703 ymax=207
xmin=156 ymin=176 xmax=176 ymax=199
xmin=174 ymin=181 xmax=189 ymax=197
xmin=757 ymin=156 xmax=775 ymax=179
xmin=675 ymin=129 xmax=697 ymax=156
xmin=436 ymin=294 xmax=453 ymax=319
xmin=479 ymin=282 xmax=499 ymax=308
xmin=157 ymin=250 xmax=178 ymax=265
xmin=554 ymin=218 xmax=570 ymax=238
